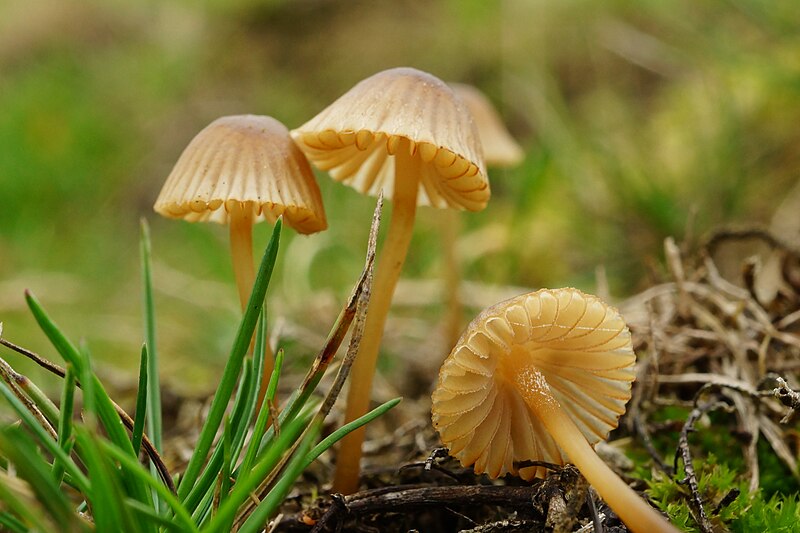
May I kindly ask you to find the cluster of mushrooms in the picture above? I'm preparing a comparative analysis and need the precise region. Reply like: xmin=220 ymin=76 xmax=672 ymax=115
xmin=153 ymin=67 xmax=678 ymax=532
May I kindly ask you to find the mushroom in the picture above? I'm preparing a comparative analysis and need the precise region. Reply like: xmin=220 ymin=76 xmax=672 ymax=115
xmin=450 ymin=83 xmax=524 ymax=167
xmin=291 ymin=67 xmax=489 ymax=493
xmin=442 ymin=83 xmax=524 ymax=348
xmin=154 ymin=114 xmax=327 ymax=383
xmin=432 ymin=288 xmax=678 ymax=533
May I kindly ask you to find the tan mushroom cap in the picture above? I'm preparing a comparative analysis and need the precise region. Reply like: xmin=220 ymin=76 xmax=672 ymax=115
xmin=450 ymin=83 xmax=524 ymax=167
xmin=291 ymin=67 xmax=489 ymax=211
xmin=432 ymin=288 xmax=636 ymax=481
xmin=154 ymin=115 xmax=327 ymax=234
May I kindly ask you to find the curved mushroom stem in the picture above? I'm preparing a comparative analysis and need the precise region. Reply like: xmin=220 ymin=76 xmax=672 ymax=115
xmin=516 ymin=368 xmax=678 ymax=533
xmin=333 ymin=137 xmax=420 ymax=494
xmin=229 ymin=202 xmax=275 ymax=389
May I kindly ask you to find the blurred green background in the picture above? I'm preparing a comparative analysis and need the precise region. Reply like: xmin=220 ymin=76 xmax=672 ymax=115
xmin=1 ymin=0 xmax=799 ymax=393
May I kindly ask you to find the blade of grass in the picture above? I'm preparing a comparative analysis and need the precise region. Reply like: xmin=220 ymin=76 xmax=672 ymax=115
xmin=140 ymin=218 xmax=162 ymax=453
xmin=0 ymin=473 xmax=52 ymax=532
xmin=228 ymin=312 xmax=268 ymax=469
xmin=220 ymin=416 xmax=233 ymax=503
xmin=238 ymin=399 xmax=400 ymax=533
xmin=99 ymin=439 xmax=199 ymax=533
xmin=202 ymin=409 xmax=312 ymax=533
xmin=239 ymin=349 xmax=284 ymax=478
xmin=74 ymin=430 xmax=143 ymax=533
xmin=183 ymin=358 xmax=253 ymax=514
xmin=9 ymin=371 xmax=59 ymax=426
xmin=0 ymin=428 xmax=76 ymax=528
xmin=178 ymin=219 xmax=281 ymax=501
xmin=0 ymin=357 xmax=57 ymax=441
xmin=25 ymin=293 xmax=153 ymax=505
xmin=237 ymin=425 xmax=319 ymax=533
xmin=131 ymin=344 xmax=148 ymax=454
xmin=0 ymin=511 xmax=29 ymax=533
xmin=0 ymin=382 xmax=89 ymax=493
xmin=304 ymin=397 xmax=402 ymax=468
xmin=210 ymin=416 xmax=233 ymax=527
xmin=226 ymin=356 xmax=253 ymax=468
xmin=53 ymin=364 xmax=77 ymax=483
xmin=126 ymin=498 xmax=185 ymax=532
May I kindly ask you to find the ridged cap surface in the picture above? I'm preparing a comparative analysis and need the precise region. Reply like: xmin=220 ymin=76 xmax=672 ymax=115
xmin=432 ymin=288 xmax=636 ymax=480
xmin=154 ymin=115 xmax=327 ymax=234
xmin=450 ymin=83 xmax=524 ymax=167
xmin=291 ymin=67 xmax=489 ymax=211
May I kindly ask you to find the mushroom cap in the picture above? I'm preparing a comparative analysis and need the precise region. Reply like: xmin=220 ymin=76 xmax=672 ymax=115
xmin=154 ymin=115 xmax=327 ymax=234
xmin=431 ymin=288 xmax=636 ymax=481
xmin=450 ymin=83 xmax=524 ymax=167
xmin=291 ymin=67 xmax=489 ymax=211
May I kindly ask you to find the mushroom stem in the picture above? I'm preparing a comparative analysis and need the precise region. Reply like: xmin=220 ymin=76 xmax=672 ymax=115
xmin=516 ymin=368 xmax=678 ymax=533
xmin=229 ymin=202 xmax=275 ymax=386
xmin=333 ymin=137 xmax=420 ymax=494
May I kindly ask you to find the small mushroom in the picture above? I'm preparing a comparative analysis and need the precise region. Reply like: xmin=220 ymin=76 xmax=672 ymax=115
xmin=154 ymin=114 xmax=327 ymax=383
xmin=292 ymin=67 xmax=489 ymax=493
xmin=432 ymin=288 xmax=678 ymax=533
xmin=450 ymin=83 xmax=523 ymax=167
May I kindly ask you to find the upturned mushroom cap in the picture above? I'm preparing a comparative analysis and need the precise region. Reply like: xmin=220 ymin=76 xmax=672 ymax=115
xmin=450 ymin=83 xmax=524 ymax=167
xmin=154 ymin=115 xmax=327 ymax=234
xmin=291 ymin=67 xmax=489 ymax=211
xmin=432 ymin=288 xmax=636 ymax=481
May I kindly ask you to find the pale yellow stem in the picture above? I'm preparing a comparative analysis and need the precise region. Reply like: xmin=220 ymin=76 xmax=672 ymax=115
xmin=229 ymin=202 xmax=275 ymax=393
xmin=333 ymin=138 xmax=420 ymax=494
xmin=518 ymin=368 xmax=679 ymax=533
xmin=441 ymin=209 xmax=463 ymax=350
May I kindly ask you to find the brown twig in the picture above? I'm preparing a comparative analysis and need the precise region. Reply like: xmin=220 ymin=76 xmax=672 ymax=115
xmin=0 ymin=356 xmax=58 ymax=441
xmin=310 ymin=484 xmax=543 ymax=532
xmin=674 ymin=399 xmax=728 ymax=533
xmin=769 ymin=376 xmax=800 ymax=423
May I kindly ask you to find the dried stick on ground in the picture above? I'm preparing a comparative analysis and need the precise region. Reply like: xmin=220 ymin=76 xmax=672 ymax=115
xmin=308 ymin=484 xmax=545 ymax=533
xmin=674 ymin=399 xmax=728 ymax=533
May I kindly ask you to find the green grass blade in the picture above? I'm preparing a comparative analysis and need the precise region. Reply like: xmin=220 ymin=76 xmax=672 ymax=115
xmin=221 ymin=415 xmax=233 ymax=499
xmin=24 ymin=291 xmax=83 ymax=370
xmin=203 ymin=410 xmax=309 ymax=533
xmin=226 ymin=357 xmax=253 ymax=467
xmin=237 ymin=426 xmax=320 ymax=533
xmin=131 ymin=344 xmax=148 ymax=454
xmin=126 ymin=498 xmax=185 ymax=532
xmin=99 ymin=439 xmax=200 ymax=533
xmin=239 ymin=349 xmax=284 ymax=478
xmin=0 ymin=511 xmax=29 ymax=533
xmin=0 ymin=428 xmax=76 ymax=529
xmin=184 ymin=358 xmax=253 ymax=514
xmin=263 ymin=347 xmax=282 ymax=410
xmin=75 ymin=430 xmax=142 ymax=533
xmin=14 ymin=375 xmax=59 ymax=426
xmin=0 ymin=382 xmax=89 ymax=493
xmin=25 ymin=293 xmax=152 ymax=504
xmin=0 ymin=476 xmax=52 ymax=532
xmin=178 ymin=219 xmax=281 ymax=500
xmin=53 ymin=364 xmax=77 ymax=483
xmin=304 ymin=397 xmax=402 ymax=467
xmin=237 ymin=398 xmax=401 ymax=532
xmin=217 ymin=416 xmax=233 ymax=521
xmin=140 ymin=218 xmax=162 ymax=453
xmin=227 ymin=312 xmax=267 ymax=470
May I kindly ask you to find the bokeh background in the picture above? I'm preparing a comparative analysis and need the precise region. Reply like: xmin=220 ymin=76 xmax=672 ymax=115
xmin=1 ymin=0 xmax=799 ymax=394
